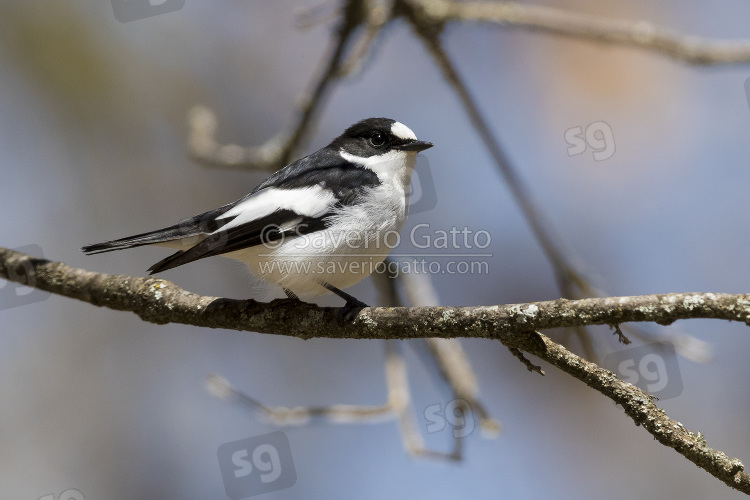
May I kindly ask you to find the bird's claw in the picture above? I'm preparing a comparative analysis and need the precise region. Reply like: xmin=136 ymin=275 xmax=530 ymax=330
xmin=338 ymin=299 xmax=368 ymax=323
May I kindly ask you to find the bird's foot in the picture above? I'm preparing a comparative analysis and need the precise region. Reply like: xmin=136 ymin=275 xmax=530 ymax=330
xmin=338 ymin=297 xmax=369 ymax=323
xmin=318 ymin=282 xmax=368 ymax=322
xmin=280 ymin=288 xmax=305 ymax=305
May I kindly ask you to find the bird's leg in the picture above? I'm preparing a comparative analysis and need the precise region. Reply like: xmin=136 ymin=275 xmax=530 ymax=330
xmin=281 ymin=288 xmax=308 ymax=306
xmin=321 ymin=282 xmax=368 ymax=321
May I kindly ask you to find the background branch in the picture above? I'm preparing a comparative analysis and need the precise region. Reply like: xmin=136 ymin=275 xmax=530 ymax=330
xmin=426 ymin=0 xmax=750 ymax=65
xmin=398 ymin=0 xmax=598 ymax=300
xmin=202 ymin=266 xmax=497 ymax=463
xmin=187 ymin=0 xmax=374 ymax=171
xmin=187 ymin=0 xmax=750 ymax=172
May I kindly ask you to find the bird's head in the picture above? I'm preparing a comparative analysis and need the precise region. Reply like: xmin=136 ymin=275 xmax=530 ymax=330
xmin=331 ymin=117 xmax=433 ymax=159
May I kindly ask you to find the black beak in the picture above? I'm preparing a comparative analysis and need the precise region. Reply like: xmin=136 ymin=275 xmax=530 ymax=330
xmin=396 ymin=140 xmax=433 ymax=152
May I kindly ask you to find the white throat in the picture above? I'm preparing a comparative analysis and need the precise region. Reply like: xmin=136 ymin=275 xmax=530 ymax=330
xmin=339 ymin=149 xmax=417 ymax=190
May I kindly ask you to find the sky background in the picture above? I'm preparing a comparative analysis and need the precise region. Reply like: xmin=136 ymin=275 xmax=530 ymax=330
xmin=2 ymin=1 xmax=750 ymax=499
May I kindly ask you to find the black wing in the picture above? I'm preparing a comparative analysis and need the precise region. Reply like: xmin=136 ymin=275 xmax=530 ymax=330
xmin=146 ymin=209 xmax=328 ymax=274
xmin=83 ymin=147 xmax=382 ymax=274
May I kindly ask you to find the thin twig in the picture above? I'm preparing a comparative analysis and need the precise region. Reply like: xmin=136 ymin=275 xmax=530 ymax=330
xmin=572 ymin=325 xmax=598 ymax=362
xmin=610 ymin=323 xmax=631 ymax=345
xmin=398 ymin=0 xmax=717 ymax=367
xmin=385 ymin=340 xmax=459 ymax=461
xmin=507 ymin=346 xmax=544 ymax=375
xmin=337 ymin=0 xmax=392 ymax=77
xmin=621 ymin=324 xmax=712 ymax=363
xmin=205 ymin=373 xmax=396 ymax=424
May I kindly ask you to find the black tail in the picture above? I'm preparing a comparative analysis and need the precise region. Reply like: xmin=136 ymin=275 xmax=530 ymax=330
xmin=82 ymin=203 xmax=236 ymax=256
xmin=81 ymin=224 xmax=189 ymax=255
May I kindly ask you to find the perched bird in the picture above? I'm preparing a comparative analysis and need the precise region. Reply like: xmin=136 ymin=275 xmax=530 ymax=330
xmin=82 ymin=118 xmax=433 ymax=317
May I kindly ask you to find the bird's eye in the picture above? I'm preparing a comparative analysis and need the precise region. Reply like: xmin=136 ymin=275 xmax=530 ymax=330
xmin=369 ymin=133 xmax=386 ymax=147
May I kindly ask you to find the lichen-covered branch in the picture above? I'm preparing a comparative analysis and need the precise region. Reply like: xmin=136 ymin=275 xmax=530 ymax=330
xmin=3 ymin=246 xmax=750 ymax=342
xmin=3 ymin=245 xmax=750 ymax=492
xmin=527 ymin=334 xmax=750 ymax=492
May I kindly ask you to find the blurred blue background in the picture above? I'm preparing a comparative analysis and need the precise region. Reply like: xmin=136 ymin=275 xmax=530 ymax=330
xmin=2 ymin=1 xmax=750 ymax=498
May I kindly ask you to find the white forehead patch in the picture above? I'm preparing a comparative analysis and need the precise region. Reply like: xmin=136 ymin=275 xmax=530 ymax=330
xmin=391 ymin=121 xmax=417 ymax=141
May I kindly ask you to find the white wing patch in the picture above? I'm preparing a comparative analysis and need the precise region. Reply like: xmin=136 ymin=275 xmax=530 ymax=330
xmin=217 ymin=185 xmax=336 ymax=231
xmin=391 ymin=121 xmax=417 ymax=140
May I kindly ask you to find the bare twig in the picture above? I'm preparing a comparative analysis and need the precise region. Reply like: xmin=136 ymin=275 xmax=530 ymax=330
xmin=396 ymin=268 xmax=501 ymax=436
xmin=186 ymin=105 xmax=289 ymax=171
xmin=621 ymin=324 xmax=712 ymax=363
xmin=610 ymin=323 xmax=631 ymax=344
xmin=13 ymin=1 xmax=750 ymax=489
xmin=207 ymin=266 xmax=468 ymax=462
xmin=399 ymin=0 xmax=710 ymax=366
xmin=371 ymin=257 xmax=402 ymax=307
xmin=206 ymin=373 xmax=396 ymax=424
xmin=507 ymin=346 xmax=544 ymax=375
xmin=384 ymin=339 xmax=460 ymax=461
xmin=337 ymin=0 xmax=392 ymax=77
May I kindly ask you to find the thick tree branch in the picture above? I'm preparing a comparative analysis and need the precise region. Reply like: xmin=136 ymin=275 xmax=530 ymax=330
xmin=3 ymin=246 xmax=750 ymax=341
xmin=3 ymin=245 xmax=750 ymax=492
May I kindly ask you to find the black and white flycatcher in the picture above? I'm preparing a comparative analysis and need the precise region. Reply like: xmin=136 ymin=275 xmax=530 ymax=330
xmin=82 ymin=118 xmax=433 ymax=317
